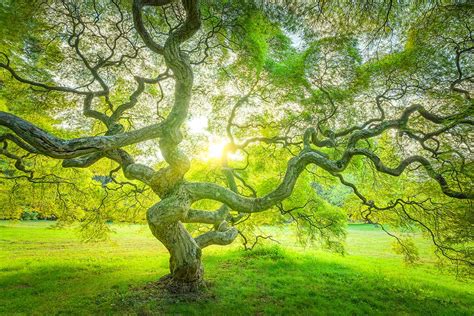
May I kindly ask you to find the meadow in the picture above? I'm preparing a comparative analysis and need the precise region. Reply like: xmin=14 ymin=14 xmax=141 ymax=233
xmin=0 ymin=221 xmax=473 ymax=315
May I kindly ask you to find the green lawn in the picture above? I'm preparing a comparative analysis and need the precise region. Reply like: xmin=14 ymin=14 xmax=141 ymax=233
xmin=0 ymin=221 xmax=472 ymax=315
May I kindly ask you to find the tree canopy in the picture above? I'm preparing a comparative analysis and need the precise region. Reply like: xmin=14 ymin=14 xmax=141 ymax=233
xmin=0 ymin=0 xmax=472 ymax=286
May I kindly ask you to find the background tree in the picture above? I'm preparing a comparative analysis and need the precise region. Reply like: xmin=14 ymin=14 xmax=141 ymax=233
xmin=0 ymin=0 xmax=472 ymax=291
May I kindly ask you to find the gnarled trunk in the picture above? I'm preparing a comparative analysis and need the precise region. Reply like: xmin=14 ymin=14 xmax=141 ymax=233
xmin=146 ymin=189 xmax=205 ymax=292
xmin=148 ymin=220 xmax=204 ymax=291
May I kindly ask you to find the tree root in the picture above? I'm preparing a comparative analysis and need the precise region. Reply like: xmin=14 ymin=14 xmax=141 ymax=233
xmin=148 ymin=274 xmax=207 ymax=295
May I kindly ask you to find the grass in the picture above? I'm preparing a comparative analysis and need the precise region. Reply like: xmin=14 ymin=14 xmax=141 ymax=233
xmin=0 ymin=221 xmax=473 ymax=315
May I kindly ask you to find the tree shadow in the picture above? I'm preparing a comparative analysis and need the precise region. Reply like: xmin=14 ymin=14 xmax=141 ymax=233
xmin=117 ymin=249 xmax=473 ymax=315
xmin=0 ymin=263 xmax=139 ymax=314
xmin=1 ymin=250 xmax=472 ymax=315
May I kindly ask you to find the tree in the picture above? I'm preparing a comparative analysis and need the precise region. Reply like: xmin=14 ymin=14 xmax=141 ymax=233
xmin=0 ymin=0 xmax=472 ymax=291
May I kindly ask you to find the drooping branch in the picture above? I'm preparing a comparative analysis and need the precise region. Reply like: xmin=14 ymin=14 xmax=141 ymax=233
xmin=0 ymin=56 xmax=106 ymax=96
xmin=342 ymin=149 xmax=472 ymax=199
xmin=194 ymin=226 xmax=238 ymax=248
xmin=186 ymin=103 xmax=473 ymax=213
xmin=0 ymin=111 xmax=166 ymax=159
xmin=0 ymin=134 xmax=39 ymax=154
xmin=310 ymin=103 xmax=473 ymax=150
xmin=332 ymin=172 xmax=474 ymax=266
xmin=238 ymin=232 xmax=280 ymax=251
xmin=185 ymin=150 xmax=337 ymax=213
xmin=187 ymin=143 xmax=471 ymax=215
xmin=0 ymin=142 xmax=34 ymax=178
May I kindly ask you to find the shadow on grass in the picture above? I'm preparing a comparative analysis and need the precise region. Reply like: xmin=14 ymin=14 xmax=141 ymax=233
xmin=1 ymin=247 xmax=472 ymax=315
xmin=0 ymin=262 xmax=151 ymax=314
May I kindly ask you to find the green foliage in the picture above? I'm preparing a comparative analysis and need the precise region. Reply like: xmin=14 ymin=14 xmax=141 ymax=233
xmin=236 ymin=10 xmax=280 ymax=73
xmin=265 ymin=50 xmax=306 ymax=85
xmin=242 ymin=245 xmax=286 ymax=260
xmin=392 ymin=238 xmax=420 ymax=265
xmin=20 ymin=209 xmax=39 ymax=221
xmin=0 ymin=154 xmax=152 ymax=241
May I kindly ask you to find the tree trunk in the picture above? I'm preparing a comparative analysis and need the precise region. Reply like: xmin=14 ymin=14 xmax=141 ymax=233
xmin=147 ymin=198 xmax=204 ymax=293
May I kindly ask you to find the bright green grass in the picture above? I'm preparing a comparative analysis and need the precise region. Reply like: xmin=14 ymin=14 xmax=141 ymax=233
xmin=0 ymin=221 xmax=473 ymax=315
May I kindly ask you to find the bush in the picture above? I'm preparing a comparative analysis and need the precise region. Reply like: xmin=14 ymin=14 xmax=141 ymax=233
xmin=243 ymin=245 xmax=286 ymax=260
xmin=21 ymin=210 xmax=39 ymax=220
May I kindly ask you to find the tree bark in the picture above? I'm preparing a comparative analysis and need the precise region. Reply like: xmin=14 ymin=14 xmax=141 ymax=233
xmin=148 ymin=220 xmax=204 ymax=292
xmin=146 ymin=188 xmax=204 ymax=292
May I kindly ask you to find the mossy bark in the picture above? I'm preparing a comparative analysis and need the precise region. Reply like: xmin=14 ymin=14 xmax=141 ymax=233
xmin=146 ymin=188 xmax=205 ymax=292
xmin=148 ymin=220 xmax=204 ymax=291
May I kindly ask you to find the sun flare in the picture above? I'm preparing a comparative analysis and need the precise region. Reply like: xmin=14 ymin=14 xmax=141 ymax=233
xmin=207 ymin=139 xmax=226 ymax=159
xmin=205 ymin=137 xmax=243 ymax=161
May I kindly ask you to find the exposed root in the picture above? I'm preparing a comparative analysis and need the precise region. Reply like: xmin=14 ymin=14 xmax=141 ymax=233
xmin=113 ymin=277 xmax=214 ymax=313
xmin=150 ymin=274 xmax=207 ymax=294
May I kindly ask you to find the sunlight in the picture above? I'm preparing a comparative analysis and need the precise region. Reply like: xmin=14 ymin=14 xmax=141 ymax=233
xmin=205 ymin=137 xmax=243 ymax=161
xmin=187 ymin=116 xmax=209 ymax=135
xmin=186 ymin=117 xmax=243 ymax=161
xmin=207 ymin=138 xmax=226 ymax=159
xmin=187 ymin=117 xmax=237 ymax=161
